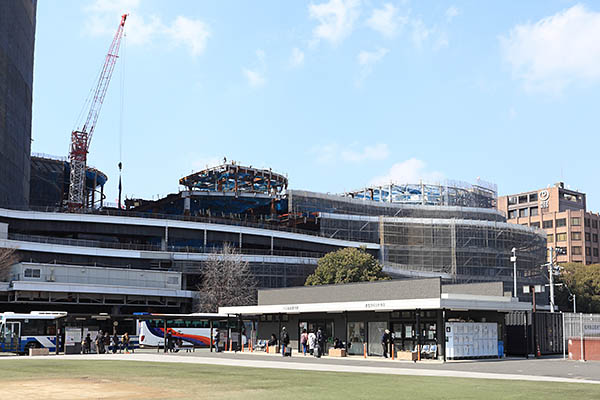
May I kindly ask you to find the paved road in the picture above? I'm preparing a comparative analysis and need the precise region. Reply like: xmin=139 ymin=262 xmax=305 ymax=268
xmin=5 ymin=350 xmax=600 ymax=385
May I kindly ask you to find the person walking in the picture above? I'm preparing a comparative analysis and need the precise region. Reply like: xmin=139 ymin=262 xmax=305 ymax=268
xmin=280 ymin=327 xmax=290 ymax=357
xmin=166 ymin=330 xmax=173 ymax=352
xmin=300 ymin=329 xmax=308 ymax=356
xmin=381 ymin=329 xmax=391 ymax=358
xmin=308 ymin=330 xmax=316 ymax=356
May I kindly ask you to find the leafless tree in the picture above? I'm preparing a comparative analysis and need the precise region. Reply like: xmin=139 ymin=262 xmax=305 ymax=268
xmin=0 ymin=247 xmax=18 ymax=282
xmin=196 ymin=244 xmax=257 ymax=312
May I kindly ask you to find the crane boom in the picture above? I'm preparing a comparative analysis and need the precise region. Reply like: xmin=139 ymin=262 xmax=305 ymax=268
xmin=68 ymin=14 xmax=127 ymax=209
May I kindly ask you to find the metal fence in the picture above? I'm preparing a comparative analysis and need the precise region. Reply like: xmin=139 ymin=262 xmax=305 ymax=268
xmin=563 ymin=312 xmax=600 ymax=361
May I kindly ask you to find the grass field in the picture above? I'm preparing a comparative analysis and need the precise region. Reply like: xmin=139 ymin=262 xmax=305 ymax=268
xmin=0 ymin=360 xmax=599 ymax=400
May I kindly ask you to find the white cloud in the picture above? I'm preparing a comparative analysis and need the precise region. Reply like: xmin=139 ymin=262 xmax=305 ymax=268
xmin=289 ymin=47 xmax=305 ymax=68
xmin=370 ymin=158 xmax=444 ymax=186
xmin=84 ymin=0 xmax=210 ymax=56
xmin=367 ymin=3 xmax=406 ymax=38
xmin=446 ymin=6 xmax=459 ymax=22
xmin=243 ymin=49 xmax=267 ymax=87
xmin=411 ymin=19 xmax=432 ymax=48
xmin=500 ymin=4 xmax=600 ymax=94
xmin=167 ymin=16 xmax=211 ymax=56
xmin=358 ymin=47 xmax=389 ymax=66
xmin=243 ymin=69 xmax=266 ymax=87
xmin=312 ymin=142 xmax=390 ymax=163
xmin=309 ymin=0 xmax=361 ymax=45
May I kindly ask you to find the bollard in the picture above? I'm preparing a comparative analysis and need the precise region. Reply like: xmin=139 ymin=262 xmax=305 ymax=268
xmin=391 ymin=344 xmax=394 ymax=360
xmin=230 ymin=339 xmax=233 ymax=352
xmin=417 ymin=344 xmax=421 ymax=361
xmin=363 ymin=343 xmax=367 ymax=358
xmin=241 ymin=341 xmax=244 ymax=352
xmin=225 ymin=339 xmax=228 ymax=352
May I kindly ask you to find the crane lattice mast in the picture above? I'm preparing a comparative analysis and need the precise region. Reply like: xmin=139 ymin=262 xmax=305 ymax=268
xmin=68 ymin=14 xmax=127 ymax=210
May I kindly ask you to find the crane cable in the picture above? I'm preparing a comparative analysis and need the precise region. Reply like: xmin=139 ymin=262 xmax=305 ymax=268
xmin=118 ymin=27 xmax=126 ymax=209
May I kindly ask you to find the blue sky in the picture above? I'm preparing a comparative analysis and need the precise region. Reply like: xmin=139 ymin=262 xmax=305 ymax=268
xmin=32 ymin=1 xmax=600 ymax=210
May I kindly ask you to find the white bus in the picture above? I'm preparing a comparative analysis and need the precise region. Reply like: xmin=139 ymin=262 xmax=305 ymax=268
xmin=137 ymin=313 xmax=251 ymax=349
xmin=0 ymin=311 xmax=66 ymax=354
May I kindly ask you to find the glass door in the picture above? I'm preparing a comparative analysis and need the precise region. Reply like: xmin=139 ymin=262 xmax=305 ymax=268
xmin=2 ymin=322 xmax=20 ymax=352
xmin=368 ymin=321 xmax=387 ymax=356
xmin=347 ymin=322 xmax=365 ymax=355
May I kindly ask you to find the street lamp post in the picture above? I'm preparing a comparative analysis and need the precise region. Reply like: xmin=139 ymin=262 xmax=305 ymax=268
xmin=511 ymin=248 xmax=517 ymax=298
xmin=549 ymin=247 xmax=555 ymax=313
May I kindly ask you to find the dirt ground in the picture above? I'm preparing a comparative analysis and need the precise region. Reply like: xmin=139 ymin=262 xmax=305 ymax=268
xmin=1 ymin=378 xmax=182 ymax=400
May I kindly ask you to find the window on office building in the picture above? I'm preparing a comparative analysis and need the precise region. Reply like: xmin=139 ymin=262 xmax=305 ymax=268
xmin=557 ymin=233 xmax=567 ymax=242
xmin=529 ymin=193 xmax=538 ymax=202
xmin=557 ymin=247 xmax=567 ymax=255
xmin=547 ymin=234 xmax=554 ymax=243
xmin=585 ymin=219 xmax=591 ymax=228
xmin=572 ymin=232 xmax=582 ymax=241
xmin=594 ymin=248 xmax=599 ymax=257
xmin=543 ymin=220 xmax=553 ymax=229
xmin=530 ymin=207 xmax=539 ymax=216
xmin=530 ymin=222 xmax=540 ymax=228
xmin=519 ymin=208 xmax=528 ymax=217
xmin=508 ymin=196 xmax=518 ymax=205
xmin=593 ymin=220 xmax=598 ymax=229
xmin=519 ymin=195 xmax=528 ymax=204
xmin=508 ymin=210 xmax=517 ymax=219
xmin=586 ymin=232 xmax=591 ymax=242
xmin=572 ymin=246 xmax=582 ymax=255
xmin=593 ymin=234 xmax=598 ymax=243
xmin=571 ymin=217 xmax=581 ymax=226
xmin=556 ymin=218 xmax=566 ymax=227
xmin=586 ymin=247 xmax=592 ymax=256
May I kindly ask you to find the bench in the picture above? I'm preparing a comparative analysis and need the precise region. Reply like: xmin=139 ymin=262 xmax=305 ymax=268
xmin=29 ymin=348 xmax=50 ymax=356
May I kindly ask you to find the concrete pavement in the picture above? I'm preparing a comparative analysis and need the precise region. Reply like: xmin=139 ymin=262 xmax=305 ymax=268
xmin=4 ymin=350 xmax=600 ymax=385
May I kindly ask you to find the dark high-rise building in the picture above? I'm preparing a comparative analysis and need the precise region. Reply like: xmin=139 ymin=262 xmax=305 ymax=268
xmin=0 ymin=0 xmax=37 ymax=207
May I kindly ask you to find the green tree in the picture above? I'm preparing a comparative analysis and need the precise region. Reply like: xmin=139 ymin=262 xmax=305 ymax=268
xmin=555 ymin=262 xmax=600 ymax=313
xmin=305 ymin=247 xmax=389 ymax=286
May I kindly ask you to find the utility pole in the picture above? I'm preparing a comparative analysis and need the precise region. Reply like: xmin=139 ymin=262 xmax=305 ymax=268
xmin=511 ymin=247 xmax=517 ymax=298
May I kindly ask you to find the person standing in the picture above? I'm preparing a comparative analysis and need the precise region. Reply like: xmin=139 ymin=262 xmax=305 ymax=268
xmin=95 ymin=330 xmax=104 ymax=354
xmin=381 ymin=329 xmax=391 ymax=358
xmin=166 ymin=330 xmax=173 ymax=352
xmin=315 ymin=328 xmax=324 ymax=358
xmin=213 ymin=328 xmax=220 ymax=352
xmin=112 ymin=332 xmax=120 ymax=354
xmin=308 ymin=330 xmax=316 ymax=356
xmin=280 ymin=327 xmax=290 ymax=357
xmin=300 ymin=329 xmax=308 ymax=356
xmin=83 ymin=333 xmax=91 ymax=354
xmin=122 ymin=332 xmax=130 ymax=354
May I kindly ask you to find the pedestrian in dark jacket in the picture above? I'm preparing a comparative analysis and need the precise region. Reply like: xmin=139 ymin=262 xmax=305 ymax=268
xmin=381 ymin=329 xmax=391 ymax=358
xmin=95 ymin=330 xmax=104 ymax=354
xmin=315 ymin=328 xmax=324 ymax=358
xmin=280 ymin=327 xmax=290 ymax=356
xmin=112 ymin=333 xmax=120 ymax=353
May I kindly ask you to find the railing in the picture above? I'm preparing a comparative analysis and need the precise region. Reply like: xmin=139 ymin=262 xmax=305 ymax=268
xmin=7 ymin=233 xmax=324 ymax=259
xmin=2 ymin=204 xmax=327 ymax=239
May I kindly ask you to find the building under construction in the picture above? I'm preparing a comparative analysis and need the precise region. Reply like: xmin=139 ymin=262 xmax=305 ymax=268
xmin=1 ymin=161 xmax=547 ymax=314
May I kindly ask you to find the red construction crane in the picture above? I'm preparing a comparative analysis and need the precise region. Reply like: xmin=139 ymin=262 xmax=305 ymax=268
xmin=68 ymin=14 xmax=127 ymax=210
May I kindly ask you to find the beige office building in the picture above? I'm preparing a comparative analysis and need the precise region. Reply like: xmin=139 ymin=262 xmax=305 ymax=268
xmin=498 ymin=182 xmax=600 ymax=265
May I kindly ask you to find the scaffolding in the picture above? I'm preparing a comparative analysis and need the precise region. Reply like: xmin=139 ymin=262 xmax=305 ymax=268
xmin=345 ymin=179 xmax=497 ymax=209
xmin=317 ymin=212 xmax=546 ymax=285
